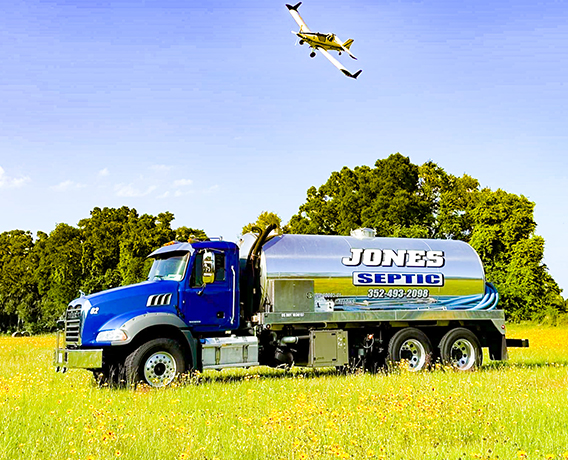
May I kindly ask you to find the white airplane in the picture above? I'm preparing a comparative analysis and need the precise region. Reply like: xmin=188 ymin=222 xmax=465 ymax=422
xmin=286 ymin=2 xmax=362 ymax=79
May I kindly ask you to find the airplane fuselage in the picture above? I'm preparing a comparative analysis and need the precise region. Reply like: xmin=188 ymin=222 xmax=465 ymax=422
xmin=296 ymin=32 xmax=344 ymax=52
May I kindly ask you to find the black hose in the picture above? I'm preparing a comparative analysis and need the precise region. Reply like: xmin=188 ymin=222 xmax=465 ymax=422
xmin=242 ymin=223 xmax=278 ymax=320
xmin=249 ymin=223 xmax=278 ymax=262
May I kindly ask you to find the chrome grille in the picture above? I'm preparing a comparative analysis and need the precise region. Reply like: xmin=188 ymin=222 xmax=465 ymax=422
xmin=65 ymin=304 xmax=82 ymax=347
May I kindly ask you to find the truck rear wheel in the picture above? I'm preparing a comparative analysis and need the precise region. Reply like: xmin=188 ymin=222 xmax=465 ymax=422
xmin=125 ymin=338 xmax=187 ymax=387
xmin=439 ymin=328 xmax=482 ymax=370
xmin=387 ymin=328 xmax=432 ymax=371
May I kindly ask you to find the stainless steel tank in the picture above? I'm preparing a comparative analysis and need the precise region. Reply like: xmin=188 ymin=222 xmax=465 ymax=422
xmin=239 ymin=233 xmax=488 ymax=313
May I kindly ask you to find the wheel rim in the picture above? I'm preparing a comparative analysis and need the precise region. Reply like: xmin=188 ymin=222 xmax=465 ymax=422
xmin=450 ymin=339 xmax=476 ymax=370
xmin=400 ymin=339 xmax=427 ymax=371
xmin=143 ymin=351 xmax=177 ymax=387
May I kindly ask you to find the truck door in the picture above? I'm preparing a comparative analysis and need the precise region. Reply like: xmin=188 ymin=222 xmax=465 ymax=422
xmin=181 ymin=249 xmax=237 ymax=332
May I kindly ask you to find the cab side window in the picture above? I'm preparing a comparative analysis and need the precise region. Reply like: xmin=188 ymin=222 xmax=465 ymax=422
xmin=190 ymin=252 xmax=203 ymax=287
xmin=214 ymin=252 xmax=225 ymax=282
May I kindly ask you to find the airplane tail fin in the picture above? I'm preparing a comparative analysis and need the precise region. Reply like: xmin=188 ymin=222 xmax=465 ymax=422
xmin=342 ymin=39 xmax=358 ymax=59
xmin=343 ymin=39 xmax=354 ymax=50
xmin=286 ymin=2 xmax=302 ymax=11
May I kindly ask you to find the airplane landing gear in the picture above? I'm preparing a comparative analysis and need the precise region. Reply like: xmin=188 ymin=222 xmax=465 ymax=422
xmin=299 ymin=40 xmax=305 ymax=45
xmin=310 ymin=51 xmax=316 ymax=58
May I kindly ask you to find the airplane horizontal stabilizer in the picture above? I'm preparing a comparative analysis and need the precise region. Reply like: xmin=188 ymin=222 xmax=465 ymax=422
xmin=286 ymin=2 xmax=302 ymax=11
xmin=286 ymin=2 xmax=310 ymax=32
xmin=341 ymin=69 xmax=363 ymax=79
xmin=343 ymin=39 xmax=354 ymax=49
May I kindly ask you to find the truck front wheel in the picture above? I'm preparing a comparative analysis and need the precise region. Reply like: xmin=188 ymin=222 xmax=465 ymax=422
xmin=438 ymin=328 xmax=482 ymax=370
xmin=387 ymin=328 xmax=433 ymax=371
xmin=125 ymin=338 xmax=187 ymax=387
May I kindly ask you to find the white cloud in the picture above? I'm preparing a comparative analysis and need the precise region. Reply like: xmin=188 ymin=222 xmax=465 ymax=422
xmin=98 ymin=168 xmax=110 ymax=177
xmin=157 ymin=191 xmax=170 ymax=199
xmin=115 ymin=183 xmax=157 ymax=197
xmin=0 ymin=166 xmax=31 ymax=189
xmin=173 ymin=178 xmax=193 ymax=187
xmin=51 ymin=180 xmax=87 ymax=192
xmin=204 ymin=184 xmax=219 ymax=194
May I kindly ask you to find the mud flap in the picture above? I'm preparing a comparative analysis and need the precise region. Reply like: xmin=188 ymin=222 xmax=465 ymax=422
xmin=489 ymin=335 xmax=508 ymax=361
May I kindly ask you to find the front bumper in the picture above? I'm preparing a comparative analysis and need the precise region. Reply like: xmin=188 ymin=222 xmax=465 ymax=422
xmin=54 ymin=348 xmax=103 ymax=369
xmin=54 ymin=332 xmax=103 ymax=369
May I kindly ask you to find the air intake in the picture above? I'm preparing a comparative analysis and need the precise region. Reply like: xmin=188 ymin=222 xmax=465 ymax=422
xmin=146 ymin=293 xmax=172 ymax=307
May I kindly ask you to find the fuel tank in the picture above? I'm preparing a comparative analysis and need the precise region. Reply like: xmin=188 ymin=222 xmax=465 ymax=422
xmin=239 ymin=231 xmax=493 ymax=313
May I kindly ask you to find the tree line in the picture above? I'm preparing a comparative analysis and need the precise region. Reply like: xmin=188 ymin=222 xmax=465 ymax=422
xmin=0 ymin=207 xmax=206 ymax=332
xmin=1 ymin=154 xmax=565 ymax=331
xmin=281 ymin=153 xmax=565 ymax=321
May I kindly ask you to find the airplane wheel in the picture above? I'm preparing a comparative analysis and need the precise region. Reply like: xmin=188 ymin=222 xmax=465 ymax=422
xmin=299 ymin=40 xmax=304 ymax=45
xmin=310 ymin=52 xmax=316 ymax=58
xmin=339 ymin=51 xmax=342 ymax=55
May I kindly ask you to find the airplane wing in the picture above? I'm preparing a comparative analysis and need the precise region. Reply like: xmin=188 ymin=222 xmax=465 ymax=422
xmin=318 ymin=48 xmax=362 ymax=79
xmin=286 ymin=3 xmax=311 ymax=32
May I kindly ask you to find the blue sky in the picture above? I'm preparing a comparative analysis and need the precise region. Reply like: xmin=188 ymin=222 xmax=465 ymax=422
xmin=1 ymin=0 xmax=567 ymax=292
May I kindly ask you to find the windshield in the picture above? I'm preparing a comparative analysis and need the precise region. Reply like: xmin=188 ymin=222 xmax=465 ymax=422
xmin=147 ymin=253 xmax=189 ymax=281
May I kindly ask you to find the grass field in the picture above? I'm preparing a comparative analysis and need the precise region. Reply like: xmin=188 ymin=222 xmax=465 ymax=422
xmin=1 ymin=324 xmax=568 ymax=460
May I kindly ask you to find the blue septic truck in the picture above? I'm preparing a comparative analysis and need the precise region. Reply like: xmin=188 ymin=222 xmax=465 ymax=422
xmin=54 ymin=226 xmax=527 ymax=387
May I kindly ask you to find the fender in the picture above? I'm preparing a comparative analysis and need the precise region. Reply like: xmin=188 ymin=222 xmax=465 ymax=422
xmin=119 ymin=312 xmax=197 ymax=369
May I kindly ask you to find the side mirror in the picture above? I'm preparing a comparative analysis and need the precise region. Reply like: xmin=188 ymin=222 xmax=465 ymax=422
xmin=202 ymin=251 xmax=215 ymax=285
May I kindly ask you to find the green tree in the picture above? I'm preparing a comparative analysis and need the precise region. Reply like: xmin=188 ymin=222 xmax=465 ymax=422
xmin=287 ymin=155 xmax=561 ymax=320
xmin=496 ymin=236 xmax=561 ymax=321
xmin=33 ymin=224 xmax=83 ymax=328
xmin=469 ymin=189 xmax=536 ymax=266
xmin=0 ymin=206 xmax=210 ymax=330
xmin=242 ymin=211 xmax=282 ymax=235
xmin=287 ymin=154 xmax=432 ymax=237
xmin=78 ymin=206 xmax=132 ymax=294
xmin=418 ymin=161 xmax=480 ymax=240
xmin=0 ymin=230 xmax=40 ymax=330
xmin=175 ymin=226 xmax=208 ymax=242
xmin=118 ymin=211 xmax=176 ymax=285
xmin=467 ymin=189 xmax=559 ymax=320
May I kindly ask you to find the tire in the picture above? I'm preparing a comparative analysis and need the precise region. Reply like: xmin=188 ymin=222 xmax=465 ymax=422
xmin=125 ymin=338 xmax=187 ymax=388
xmin=387 ymin=328 xmax=433 ymax=371
xmin=438 ymin=328 xmax=482 ymax=370
xmin=94 ymin=360 xmax=125 ymax=387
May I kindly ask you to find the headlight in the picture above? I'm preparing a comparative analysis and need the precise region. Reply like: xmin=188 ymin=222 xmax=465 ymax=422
xmin=96 ymin=329 xmax=128 ymax=342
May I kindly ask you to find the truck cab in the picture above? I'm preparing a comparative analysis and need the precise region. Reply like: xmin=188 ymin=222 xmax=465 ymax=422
xmin=55 ymin=239 xmax=258 ymax=387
